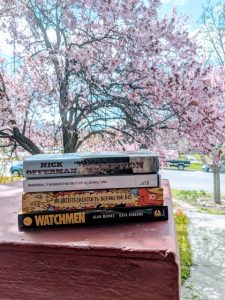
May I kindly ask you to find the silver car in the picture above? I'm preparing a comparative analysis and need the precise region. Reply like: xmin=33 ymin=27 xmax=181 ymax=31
xmin=201 ymin=161 xmax=225 ymax=173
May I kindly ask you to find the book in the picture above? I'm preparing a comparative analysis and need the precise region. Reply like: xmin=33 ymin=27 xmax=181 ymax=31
xmin=18 ymin=205 xmax=168 ymax=230
xmin=22 ymin=187 xmax=164 ymax=213
xmin=23 ymin=151 xmax=159 ymax=178
xmin=23 ymin=173 xmax=160 ymax=193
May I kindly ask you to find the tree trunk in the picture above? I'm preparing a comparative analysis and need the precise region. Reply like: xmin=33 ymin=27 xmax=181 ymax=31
xmin=13 ymin=127 xmax=42 ymax=155
xmin=213 ymin=164 xmax=221 ymax=204
xmin=62 ymin=125 xmax=78 ymax=153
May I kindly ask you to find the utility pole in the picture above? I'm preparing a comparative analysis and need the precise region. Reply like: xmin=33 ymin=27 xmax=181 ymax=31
xmin=213 ymin=164 xmax=221 ymax=204
xmin=213 ymin=151 xmax=221 ymax=204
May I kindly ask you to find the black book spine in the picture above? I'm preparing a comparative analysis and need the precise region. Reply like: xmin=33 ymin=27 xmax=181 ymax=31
xmin=18 ymin=206 xmax=168 ymax=230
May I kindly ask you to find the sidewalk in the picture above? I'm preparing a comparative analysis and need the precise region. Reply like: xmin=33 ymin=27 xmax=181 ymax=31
xmin=181 ymin=209 xmax=225 ymax=300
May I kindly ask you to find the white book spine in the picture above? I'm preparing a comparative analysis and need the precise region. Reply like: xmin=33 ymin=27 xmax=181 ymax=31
xmin=23 ymin=174 xmax=160 ymax=192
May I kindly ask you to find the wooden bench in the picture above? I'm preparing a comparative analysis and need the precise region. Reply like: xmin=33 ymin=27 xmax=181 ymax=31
xmin=0 ymin=179 xmax=180 ymax=300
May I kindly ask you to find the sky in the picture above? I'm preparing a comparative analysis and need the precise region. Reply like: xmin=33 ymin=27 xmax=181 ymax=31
xmin=0 ymin=0 xmax=219 ymax=58
xmin=159 ymin=0 xmax=211 ymax=31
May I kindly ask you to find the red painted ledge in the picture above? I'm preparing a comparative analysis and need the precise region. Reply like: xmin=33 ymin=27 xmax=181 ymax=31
xmin=0 ymin=179 xmax=180 ymax=300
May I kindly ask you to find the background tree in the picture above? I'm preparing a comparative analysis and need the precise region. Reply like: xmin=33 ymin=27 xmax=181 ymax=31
xmin=0 ymin=58 xmax=58 ymax=154
xmin=200 ymin=0 xmax=225 ymax=203
xmin=0 ymin=0 xmax=224 ymax=159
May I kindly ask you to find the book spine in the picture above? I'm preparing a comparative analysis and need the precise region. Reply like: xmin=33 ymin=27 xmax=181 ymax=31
xmin=18 ymin=206 xmax=168 ymax=230
xmin=23 ymin=174 xmax=160 ymax=193
xmin=22 ymin=187 xmax=164 ymax=213
xmin=23 ymin=156 xmax=159 ymax=178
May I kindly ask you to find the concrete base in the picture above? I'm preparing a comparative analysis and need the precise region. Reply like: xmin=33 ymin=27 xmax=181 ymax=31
xmin=0 ymin=179 xmax=180 ymax=300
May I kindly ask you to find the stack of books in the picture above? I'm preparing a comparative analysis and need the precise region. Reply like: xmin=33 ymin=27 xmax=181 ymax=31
xmin=18 ymin=151 xmax=168 ymax=230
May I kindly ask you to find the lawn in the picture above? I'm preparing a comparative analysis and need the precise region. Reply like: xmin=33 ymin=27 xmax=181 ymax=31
xmin=0 ymin=176 xmax=21 ymax=184
xmin=186 ymin=162 xmax=203 ymax=171
xmin=174 ymin=210 xmax=192 ymax=284
xmin=172 ymin=189 xmax=225 ymax=215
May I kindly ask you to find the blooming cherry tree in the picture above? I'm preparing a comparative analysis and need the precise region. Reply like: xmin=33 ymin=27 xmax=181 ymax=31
xmin=0 ymin=0 xmax=224 ymax=158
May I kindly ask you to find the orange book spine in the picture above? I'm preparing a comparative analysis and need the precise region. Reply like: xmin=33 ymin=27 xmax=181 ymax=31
xmin=22 ymin=187 xmax=164 ymax=213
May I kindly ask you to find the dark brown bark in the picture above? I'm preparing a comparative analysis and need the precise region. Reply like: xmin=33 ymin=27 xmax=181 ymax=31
xmin=0 ymin=127 xmax=42 ymax=155
xmin=62 ymin=125 xmax=78 ymax=153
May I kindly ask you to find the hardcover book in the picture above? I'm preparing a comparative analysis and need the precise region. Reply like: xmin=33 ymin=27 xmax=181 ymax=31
xmin=23 ymin=151 xmax=159 ymax=178
xmin=22 ymin=187 xmax=164 ymax=213
xmin=23 ymin=173 xmax=160 ymax=193
xmin=18 ymin=205 xmax=168 ymax=230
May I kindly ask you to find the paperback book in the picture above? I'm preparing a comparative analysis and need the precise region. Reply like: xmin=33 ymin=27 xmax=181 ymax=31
xmin=22 ymin=187 xmax=164 ymax=213
xmin=23 ymin=173 xmax=160 ymax=193
xmin=23 ymin=151 xmax=159 ymax=178
xmin=18 ymin=205 xmax=168 ymax=230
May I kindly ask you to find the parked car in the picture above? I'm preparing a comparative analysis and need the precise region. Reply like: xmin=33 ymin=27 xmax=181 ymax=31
xmin=9 ymin=161 xmax=23 ymax=176
xmin=201 ymin=162 xmax=225 ymax=173
xmin=166 ymin=159 xmax=191 ymax=170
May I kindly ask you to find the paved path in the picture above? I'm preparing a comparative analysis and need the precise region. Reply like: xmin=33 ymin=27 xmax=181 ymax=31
xmin=181 ymin=209 xmax=225 ymax=300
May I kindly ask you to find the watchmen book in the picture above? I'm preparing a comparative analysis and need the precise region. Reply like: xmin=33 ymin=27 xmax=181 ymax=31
xmin=18 ymin=205 xmax=168 ymax=230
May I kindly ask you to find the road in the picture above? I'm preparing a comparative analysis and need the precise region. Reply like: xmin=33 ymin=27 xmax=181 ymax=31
xmin=160 ymin=169 xmax=225 ymax=194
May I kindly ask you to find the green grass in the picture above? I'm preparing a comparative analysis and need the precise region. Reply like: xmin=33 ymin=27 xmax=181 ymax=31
xmin=186 ymin=162 xmax=203 ymax=171
xmin=174 ymin=210 xmax=192 ymax=284
xmin=197 ymin=207 xmax=225 ymax=215
xmin=172 ymin=189 xmax=225 ymax=202
xmin=0 ymin=176 xmax=21 ymax=184
xmin=172 ymin=189 xmax=210 ymax=204
xmin=172 ymin=189 xmax=225 ymax=215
